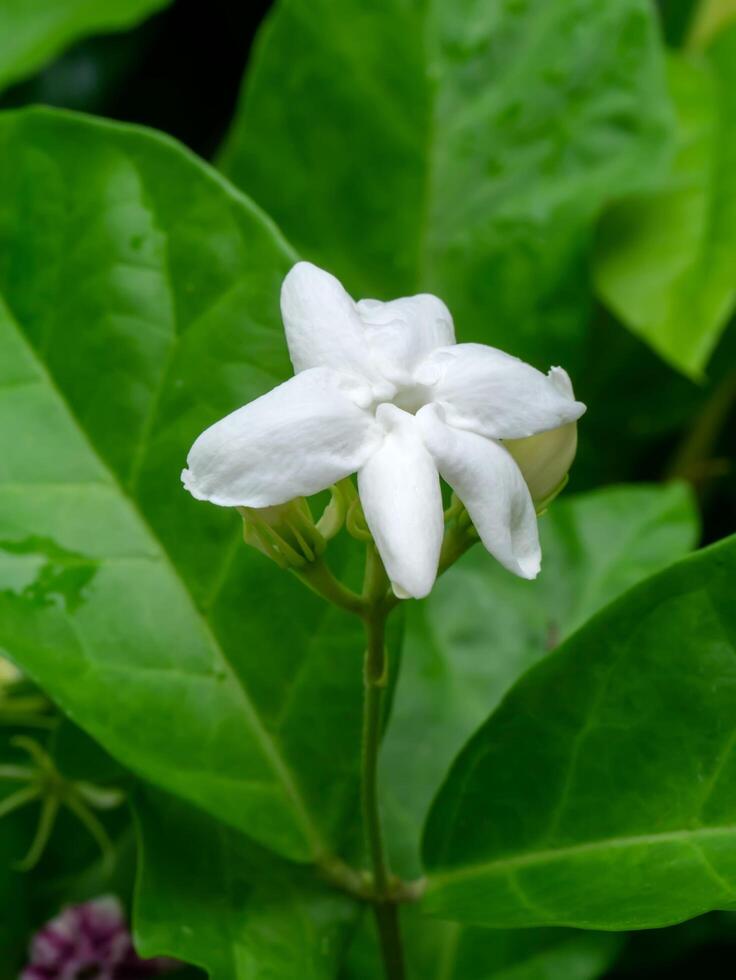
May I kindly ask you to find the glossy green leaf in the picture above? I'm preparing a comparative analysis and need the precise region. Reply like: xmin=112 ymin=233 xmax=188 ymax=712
xmin=382 ymin=482 xmax=698 ymax=877
xmin=594 ymin=30 xmax=736 ymax=379
xmin=221 ymin=0 xmax=672 ymax=368
xmin=134 ymin=789 xmax=357 ymax=980
xmin=0 ymin=0 xmax=172 ymax=93
xmin=0 ymin=106 xmax=378 ymax=864
xmin=423 ymin=534 xmax=736 ymax=930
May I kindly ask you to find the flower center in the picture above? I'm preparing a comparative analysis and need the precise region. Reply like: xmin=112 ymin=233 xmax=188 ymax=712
xmin=385 ymin=381 xmax=433 ymax=416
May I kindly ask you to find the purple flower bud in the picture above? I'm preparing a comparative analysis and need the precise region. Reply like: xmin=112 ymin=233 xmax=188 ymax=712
xmin=22 ymin=896 xmax=176 ymax=979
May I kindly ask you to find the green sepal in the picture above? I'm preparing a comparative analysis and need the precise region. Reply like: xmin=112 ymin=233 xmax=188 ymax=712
xmin=239 ymin=498 xmax=326 ymax=570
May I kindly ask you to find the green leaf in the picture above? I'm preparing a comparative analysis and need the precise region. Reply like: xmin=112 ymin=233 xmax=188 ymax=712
xmin=221 ymin=0 xmax=672 ymax=368
xmin=134 ymin=789 xmax=357 ymax=980
xmin=407 ymin=925 xmax=621 ymax=980
xmin=422 ymin=534 xmax=736 ymax=930
xmin=382 ymin=482 xmax=698 ymax=877
xmin=345 ymin=905 xmax=621 ymax=980
xmin=594 ymin=31 xmax=736 ymax=379
xmin=0 ymin=0 xmax=172 ymax=93
xmin=0 ymin=106 xmax=377 ymax=864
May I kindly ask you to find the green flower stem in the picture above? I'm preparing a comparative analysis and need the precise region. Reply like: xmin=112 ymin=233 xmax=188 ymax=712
xmin=319 ymin=854 xmax=371 ymax=898
xmin=362 ymin=611 xmax=390 ymax=897
xmin=362 ymin=609 xmax=405 ymax=980
xmin=293 ymin=533 xmax=478 ymax=978
xmin=372 ymin=900 xmax=405 ymax=980
xmin=361 ymin=545 xmax=405 ymax=980
xmin=294 ymin=558 xmax=365 ymax=616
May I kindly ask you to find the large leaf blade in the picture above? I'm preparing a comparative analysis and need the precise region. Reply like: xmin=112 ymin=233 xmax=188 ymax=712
xmin=0 ymin=107 xmax=372 ymax=863
xmin=134 ymin=789 xmax=357 ymax=979
xmin=382 ymin=483 xmax=698 ymax=878
xmin=0 ymin=290 xmax=321 ymax=860
xmin=594 ymin=29 xmax=736 ymax=378
xmin=221 ymin=0 xmax=672 ymax=368
xmin=422 ymin=535 xmax=736 ymax=930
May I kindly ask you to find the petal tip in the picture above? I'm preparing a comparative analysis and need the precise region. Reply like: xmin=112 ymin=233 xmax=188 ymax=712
xmin=548 ymin=366 xmax=586 ymax=420
xmin=281 ymin=260 xmax=332 ymax=295
xmin=547 ymin=365 xmax=586 ymax=418
xmin=181 ymin=467 xmax=238 ymax=507
xmin=516 ymin=551 xmax=542 ymax=580
xmin=391 ymin=581 xmax=412 ymax=600
xmin=181 ymin=467 xmax=198 ymax=496
xmin=547 ymin=365 xmax=573 ymax=392
xmin=285 ymin=259 xmax=321 ymax=277
xmin=391 ymin=578 xmax=434 ymax=601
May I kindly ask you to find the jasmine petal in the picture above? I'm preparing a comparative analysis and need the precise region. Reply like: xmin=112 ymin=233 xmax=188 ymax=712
xmin=358 ymin=293 xmax=455 ymax=384
xmin=418 ymin=405 xmax=541 ymax=580
xmin=503 ymin=368 xmax=580 ymax=504
xmin=419 ymin=343 xmax=585 ymax=439
xmin=281 ymin=262 xmax=380 ymax=380
xmin=182 ymin=367 xmax=382 ymax=508
xmin=358 ymin=405 xmax=443 ymax=599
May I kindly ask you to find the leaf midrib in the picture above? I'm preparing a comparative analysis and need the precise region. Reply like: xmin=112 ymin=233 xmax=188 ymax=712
xmin=429 ymin=823 xmax=736 ymax=888
xmin=2 ymin=297 xmax=326 ymax=862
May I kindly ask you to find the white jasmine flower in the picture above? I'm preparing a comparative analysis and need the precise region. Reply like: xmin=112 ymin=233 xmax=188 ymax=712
xmin=182 ymin=263 xmax=585 ymax=599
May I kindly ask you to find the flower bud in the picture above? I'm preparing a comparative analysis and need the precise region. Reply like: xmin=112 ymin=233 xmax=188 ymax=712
xmin=238 ymin=498 xmax=326 ymax=570
xmin=505 ymin=419 xmax=578 ymax=511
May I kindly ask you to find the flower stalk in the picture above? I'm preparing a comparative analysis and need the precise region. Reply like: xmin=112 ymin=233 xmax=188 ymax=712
xmin=362 ymin=612 xmax=389 ymax=896
xmin=361 ymin=549 xmax=405 ymax=980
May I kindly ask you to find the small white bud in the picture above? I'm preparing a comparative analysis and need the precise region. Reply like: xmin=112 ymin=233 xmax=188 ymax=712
xmin=505 ymin=419 xmax=578 ymax=509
